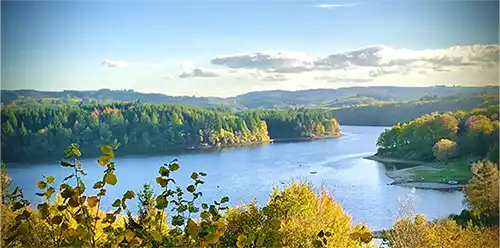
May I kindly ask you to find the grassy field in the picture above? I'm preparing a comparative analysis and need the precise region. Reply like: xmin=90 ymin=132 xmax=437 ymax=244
xmin=412 ymin=160 xmax=473 ymax=184
xmin=367 ymin=155 xmax=476 ymax=186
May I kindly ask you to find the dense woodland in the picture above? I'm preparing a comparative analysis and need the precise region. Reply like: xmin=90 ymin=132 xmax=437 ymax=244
xmin=376 ymin=105 xmax=500 ymax=163
xmin=330 ymin=93 xmax=499 ymax=126
xmin=1 ymin=103 xmax=340 ymax=163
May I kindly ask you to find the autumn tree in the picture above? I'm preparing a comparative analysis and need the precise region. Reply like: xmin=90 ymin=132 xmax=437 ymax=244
xmin=464 ymin=161 xmax=500 ymax=218
xmin=432 ymin=139 xmax=457 ymax=164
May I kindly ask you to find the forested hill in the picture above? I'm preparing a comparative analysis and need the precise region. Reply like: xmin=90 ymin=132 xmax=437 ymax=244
xmin=2 ymin=85 xmax=498 ymax=109
xmin=1 ymin=103 xmax=340 ymax=163
xmin=376 ymin=105 xmax=499 ymax=163
xmin=329 ymin=93 xmax=499 ymax=126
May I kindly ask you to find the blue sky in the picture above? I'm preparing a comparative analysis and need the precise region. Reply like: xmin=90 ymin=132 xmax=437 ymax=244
xmin=2 ymin=0 xmax=499 ymax=97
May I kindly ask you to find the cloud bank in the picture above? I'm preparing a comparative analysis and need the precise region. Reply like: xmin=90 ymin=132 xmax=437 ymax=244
xmin=201 ymin=44 xmax=499 ymax=83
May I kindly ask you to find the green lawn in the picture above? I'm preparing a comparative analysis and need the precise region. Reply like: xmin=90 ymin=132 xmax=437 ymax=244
xmin=412 ymin=159 xmax=474 ymax=184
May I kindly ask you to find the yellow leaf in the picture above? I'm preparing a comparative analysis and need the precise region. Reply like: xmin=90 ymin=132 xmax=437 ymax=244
xmin=46 ymin=176 xmax=55 ymax=184
xmin=101 ymin=145 xmax=114 ymax=155
xmin=98 ymin=156 xmax=111 ymax=166
xmin=186 ymin=219 xmax=199 ymax=238
xmin=125 ymin=230 xmax=135 ymax=242
xmin=36 ymin=180 xmax=47 ymax=190
xmin=131 ymin=237 xmax=142 ymax=245
xmin=73 ymin=147 xmax=81 ymax=157
xmin=87 ymin=196 xmax=98 ymax=208
xmin=105 ymin=173 xmax=117 ymax=186
xmin=151 ymin=230 xmax=162 ymax=242
xmin=237 ymin=234 xmax=247 ymax=248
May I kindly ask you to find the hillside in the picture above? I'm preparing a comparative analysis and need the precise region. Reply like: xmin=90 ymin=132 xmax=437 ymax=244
xmin=2 ymin=85 xmax=498 ymax=110
xmin=329 ymin=93 xmax=500 ymax=126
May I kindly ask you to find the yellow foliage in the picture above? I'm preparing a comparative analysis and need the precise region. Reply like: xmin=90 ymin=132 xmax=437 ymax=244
xmin=385 ymin=214 xmax=499 ymax=248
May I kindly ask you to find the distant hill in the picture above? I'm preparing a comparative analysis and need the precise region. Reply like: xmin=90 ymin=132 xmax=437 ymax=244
xmin=2 ymin=85 xmax=498 ymax=109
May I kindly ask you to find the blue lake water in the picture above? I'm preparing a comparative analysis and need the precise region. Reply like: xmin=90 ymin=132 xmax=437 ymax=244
xmin=6 ymin=125 xmax=465 ymax=230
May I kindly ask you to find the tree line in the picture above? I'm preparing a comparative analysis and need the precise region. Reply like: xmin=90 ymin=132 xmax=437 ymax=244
xmin=376 ymin=105 xmax=499 ymax=163
xmin=1 ymin=103 xmax=340 ymax=163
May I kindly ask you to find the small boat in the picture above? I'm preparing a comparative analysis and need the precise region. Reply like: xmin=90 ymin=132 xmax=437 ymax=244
xmin=310 ymin=171 xmax=317 ymax=174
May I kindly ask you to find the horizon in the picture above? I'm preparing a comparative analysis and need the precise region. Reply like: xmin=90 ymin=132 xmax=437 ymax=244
xmin=3 ymin=84 xmax=499 ymax=99
xmin=2 ymin=0 xmax=499 ymax=97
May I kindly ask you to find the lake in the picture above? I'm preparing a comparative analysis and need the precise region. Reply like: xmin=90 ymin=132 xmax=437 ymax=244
xmin=6 ymin=125 xmax=465 ymax=230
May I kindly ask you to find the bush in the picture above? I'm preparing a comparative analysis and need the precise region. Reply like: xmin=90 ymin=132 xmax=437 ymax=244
xmin=222 ymin=183 xmax=375 ymax=248
xmin=383 ymin=214 xmax=499 ymax=248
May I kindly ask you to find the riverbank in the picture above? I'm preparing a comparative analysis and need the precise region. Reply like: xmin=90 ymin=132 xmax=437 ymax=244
xmin=271 ymin=132 xmax=345 ymax=143
xmin=365 ymin=155 xmax=471 ymax=190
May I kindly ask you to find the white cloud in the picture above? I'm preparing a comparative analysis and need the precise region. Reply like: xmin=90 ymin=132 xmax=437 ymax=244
xmin=102 ymin=60 xmax=129 ymax=68
xmin=178 ymin=68 xmax=220 ymax=78
xmin=211 ymin=51 xmax=316 ymax=73
xmin=208 ymin=44 xmax=499 ymax=82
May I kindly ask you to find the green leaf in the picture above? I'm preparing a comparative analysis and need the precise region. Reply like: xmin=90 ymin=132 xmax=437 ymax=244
xmin=101 ymin=145 xmax=114 ymax=155
xmin=168 ymin=162 xmax=180 ymax=171
xmin=186 ymin=185 xmax=195 ymax=193
xmin=190 ymin=172 xmax=199 ymax=180
xmin=123 ymin=190 xmax=135 ymax=200
xmin=199 ymin=172 xmax=207 ymax=176
xmin=63 ymin=174 xmax=74 ymax=182
xmin=156 ymin=177 xmax=168 ymax=188
xmin=87 ymin=196 xmax=98 ymax=208
xmin=112 ymin=199 xmax=121 ymax=207
xmin=159 ymin=166 xmax=169 ymax=177
xmin=220 ymin=196 xmax=230 ymax=203
xmin=155 ymin=195 xmax=168 ymax=209
xmin=45 ymin=187 xmax=55 ymax=199
xmin=256 ymin=236 xmax=265 ymax=247
xmin=105 ymin=173 xmax=117 ymax=186
xmin=38 ymin=203 xmax=50 ymax=218
xmin=46 ymin=176 xmax=55 ymax=184
xmin=36 ymin=180 xmax=47 ymax=190
xmin=61 ymin=161 xmax=74 ymax=167
xmin=202 ymin=203 xmax=208 ymax=209
xmin=61 ymin=189 xmax=74 ymax=199
xmin=97 ymin=188 xmax=107 ymax=196
xmin=171 ymin=215 xmax=184 ymax=226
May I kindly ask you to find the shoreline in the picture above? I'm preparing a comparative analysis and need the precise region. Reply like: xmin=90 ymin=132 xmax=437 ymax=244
xmin=364 ymin=154 xmax=466 ymax=190
xmin=363 ymin=154 xmax=425 ymax=165
xmin=271 ymin=132 xmax=345 ymax=143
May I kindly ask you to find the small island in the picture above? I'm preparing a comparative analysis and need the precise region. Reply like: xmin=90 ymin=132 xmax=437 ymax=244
xmin=365 ymin=106 xmax=499 ymax=190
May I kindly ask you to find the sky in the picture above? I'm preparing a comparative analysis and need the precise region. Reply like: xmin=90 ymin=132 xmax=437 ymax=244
xmin=1 ymin=0 xmax=499 ymax=97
